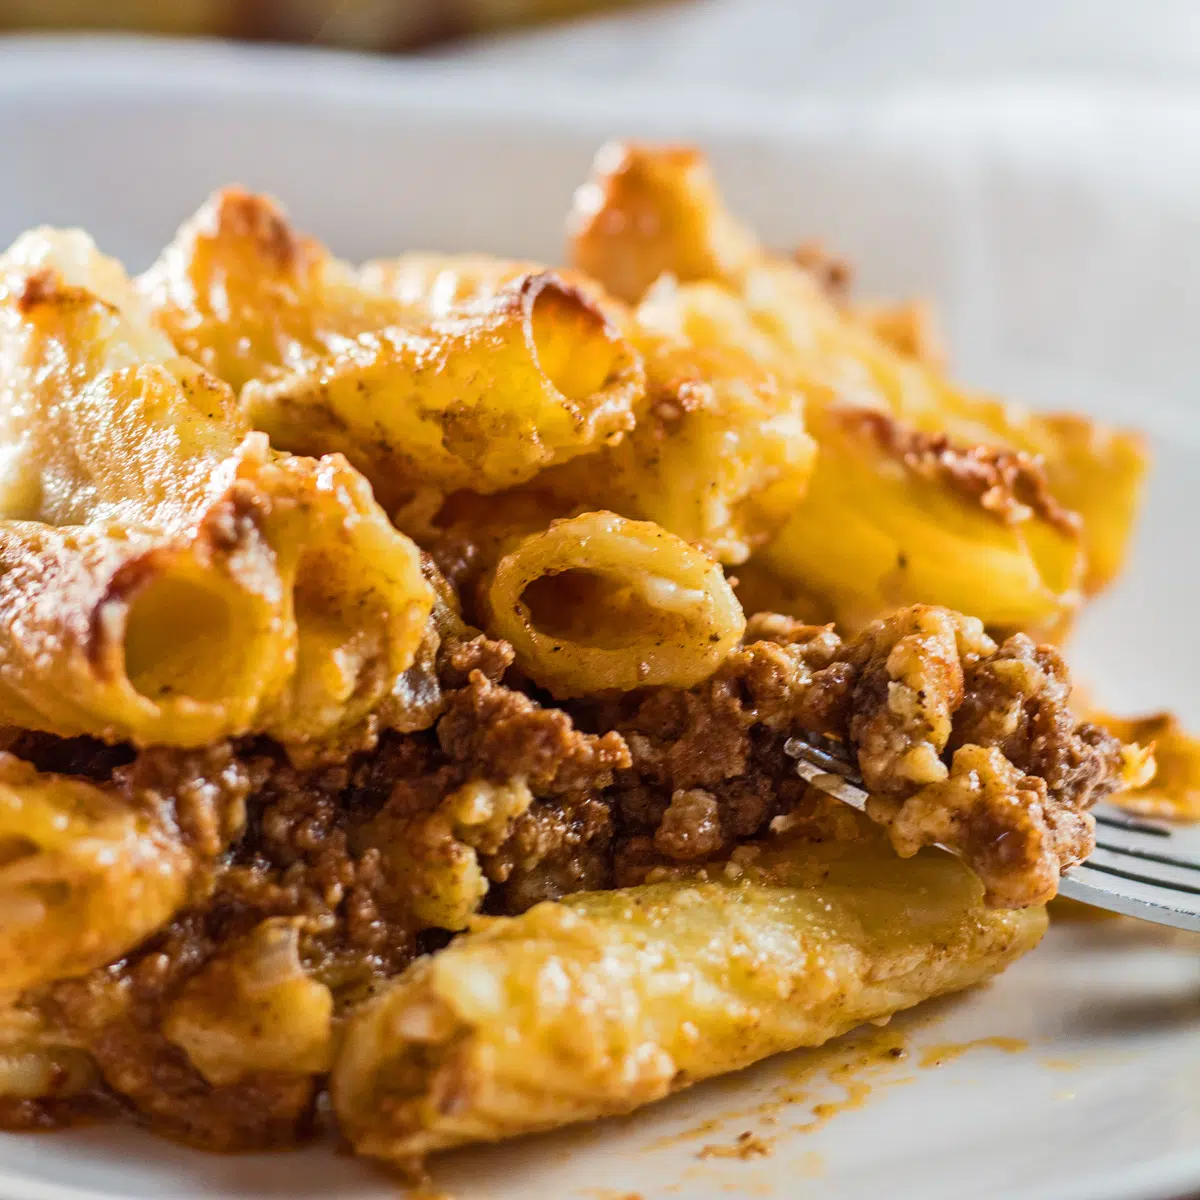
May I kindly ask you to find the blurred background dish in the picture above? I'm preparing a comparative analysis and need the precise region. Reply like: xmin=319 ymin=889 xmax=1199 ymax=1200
xmin=0 ymin=0 xmax=660 ymax=49
xmin=5 ymin=0 xmax=1200 ymax=88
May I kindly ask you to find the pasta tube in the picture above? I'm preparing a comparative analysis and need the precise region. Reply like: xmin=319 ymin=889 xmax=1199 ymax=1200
xmin=0 ymin=1004 xmax=97 ymax=1108
xmin=0 ymin=754 xmax=192 ymax=991
xmin=634 ymin=279 xmax=1083 ymax=631
xmin=144 ymin=191 xmax=645 ymax=506
xmin=728 ymin=258 xmax=1147 ymax=598
xmin=360 ymin=251 xmax=625 ymax=326
xmin=1089 ymin=710 xmax=1200 ymax=821
xmin=139 ymin=188 xmax=407 ymax=392
xmin=333 ymin=833 xmax=1046 ymax=1165
xmin=569 ymin=141 xmax=1146 ymax=601
xmin=569 ymin=141 xmax=759 ymax=303
xmin=483 ymin=511 xmax=745 ymax=696
xmin=0 ymin=228 xmax=433 ymax=749
xmin=243 ymin=271 xmax=644 ymax=503
xmin=163 ymin=919 xmax=334 ymax=1087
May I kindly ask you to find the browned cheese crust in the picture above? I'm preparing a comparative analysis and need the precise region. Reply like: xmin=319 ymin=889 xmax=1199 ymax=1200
xmin=842 ymin=408 xmax=1081 ymax=536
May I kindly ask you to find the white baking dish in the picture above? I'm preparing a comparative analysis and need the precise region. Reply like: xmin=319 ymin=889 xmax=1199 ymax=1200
xmin=0 ymin=34 xmax=1197 ymax=1200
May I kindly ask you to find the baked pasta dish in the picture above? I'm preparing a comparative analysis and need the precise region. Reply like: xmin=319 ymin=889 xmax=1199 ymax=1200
xmin=0 ymin=141 xmax=1183 ymax=1174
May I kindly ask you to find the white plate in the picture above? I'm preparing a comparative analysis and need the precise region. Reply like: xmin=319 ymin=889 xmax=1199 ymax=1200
xmin=0 ymin=35 xmax=1197 ymax=1200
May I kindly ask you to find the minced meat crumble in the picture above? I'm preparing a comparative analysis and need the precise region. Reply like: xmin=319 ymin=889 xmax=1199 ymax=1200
xmin=0 ymin=597 xmax=1134 ymax=1147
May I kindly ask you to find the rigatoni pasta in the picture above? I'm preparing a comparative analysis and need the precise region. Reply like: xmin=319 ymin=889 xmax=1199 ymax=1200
xmin=244 ymin=270 xmax=644 ymax=502
xmin=540 ymin=281 xmax=817 ymax=564
xmin=569 ymin=141 xmax=759 ymax=303
xmin=162 ymin=918 xmax=334 ymax=1087
xmin=625 ymin=269 xmax=1083 ymax=630
xmin=143 ymin=192 xmax=646 ymax=507
xmin=758 ymin=401 xmax=1084 ymax=632
xmin=360 ymin=252 xmax=548 ymax=314
xmin=139 ymin=188 xmax=408 ymax=392
xmin=361 ymin=250 xmax=626 ymax=324
xmin=0 ymin=227 xmax=433 ymax=750
xmin=0 ymin=1004 xmax=97 ymax=1108
xmin=483 ymin=511 xmax=745 ymax=695
xmin=0 ymin=753 xmax=192 ymax=991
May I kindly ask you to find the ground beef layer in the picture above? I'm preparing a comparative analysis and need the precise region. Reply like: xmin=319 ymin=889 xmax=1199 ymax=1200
xmin=0 ymin=603 xmax=1128 ymax=1149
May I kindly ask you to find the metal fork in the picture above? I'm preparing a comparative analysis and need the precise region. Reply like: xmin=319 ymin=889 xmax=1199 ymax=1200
xmin=783 ymin=733 xmax=1200 ymax=932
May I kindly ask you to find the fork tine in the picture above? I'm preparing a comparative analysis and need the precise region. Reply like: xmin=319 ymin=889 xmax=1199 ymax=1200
xmin=788 ymin=754 xmax=870 ymax=812
xmin=784 ymin=732 xmax=1200 ymax=930
xmin=1094 ymin=811 xmax=1172 ymax=838
xmin=1091 ymin=838 xmax=1200 ymax=874
xmin=1088 ymin=801 xmax=1200 ymax=890
xmin=1084 ymin=850 xmax=1200 ymax=895
xmin=783 ymin=736 xmax=863 ymax=782
xmin=1059 ymin=864 xmax=1200 ymax=932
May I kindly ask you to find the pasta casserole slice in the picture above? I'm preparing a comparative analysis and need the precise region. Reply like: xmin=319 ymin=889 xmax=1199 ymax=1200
xmin=0 ymin=143 xmax=1170 ymax=1182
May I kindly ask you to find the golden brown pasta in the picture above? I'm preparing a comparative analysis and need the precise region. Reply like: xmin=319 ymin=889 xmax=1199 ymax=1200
xmin=1091 ymin=710 xmax=1200 ymax=821
xmin=143 ymin=191 xmax=645 ymax=508
xmin=0 ymin=753 xmax=191 ymax=991
xmin=854 ymin=297 xmax=948 ymax=367
xmin=359 ymin=252 xmax=546 ymax=315
xmin=163 ymin=919 xmax=334 ymax=1087
xmin=139 ymin=188 xmax=407 ymax=392
xmin=0 ymin=145 xmax=1158 ymax=1173
xmin=243 ymin=270 xmax=644 ymax=505
xmin=483 ymin=511 xmax=745 ymax=696
xmin=758 ymin=401 xmax=1084 ymax=632
xmin=0 ymin=1004 xmax=96 ymax=1103
xmin=569 ymin=141 xmax=1147 ymax=609
xmin=729 ymin=257 xmax=1147 ymax=598
xmin=332 ymin=832 xmax=1046 ymax=1165
xmin=0 ymin=227 xmax=432 ymax=749
xmin=360 ymin=251 xmax=625 ymax=327
xmin=419 ymin=485 xmax=574 ymax=591
xmin=569 ymin=141 xmax=759 ymax=303
xmin=630 ymin=275 xmax=1083 ymax=631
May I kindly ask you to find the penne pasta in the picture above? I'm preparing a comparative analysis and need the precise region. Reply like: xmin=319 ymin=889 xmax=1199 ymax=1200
xmin=729 ymin=256 xmax=1148 ymax=599
xmin=360 ymin=251 xmax=626 ymax=327
xmin=0 ymin=1004 xmax=97 ymax=1111
xmin=1087 ymin=710 xmax=1200 ymax=821
xmin=144 ymin=191 xmax=645 ymax=508
xmin=483 ymin=511 xmax=745 ymax=695
xmin=360 ymin=252 xmax=547 ymax=315
xmin=757 ymin=401 xmax=1084 ymax=632
xmin=569 ymin=141 xmax=759 ymax=303
xmin=332 ymin=832 xmax=1047 ymax=1165
xmin=0 ymin=144 xmax=1161 ymax=1172
xmin=633 ymin=275 xmax=1084 ymax=631
xmin=163 ymin=919 xmax=334 ymax=1087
